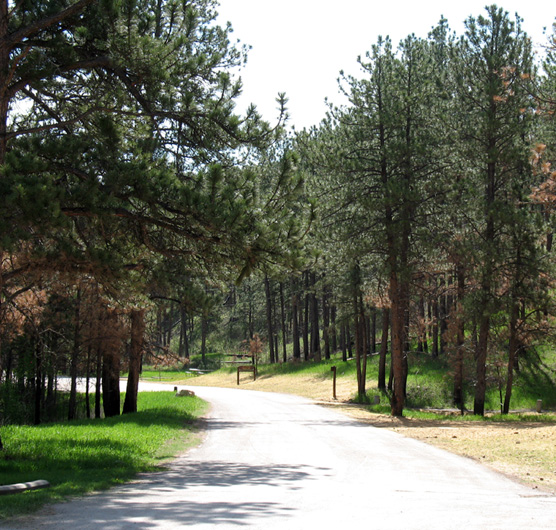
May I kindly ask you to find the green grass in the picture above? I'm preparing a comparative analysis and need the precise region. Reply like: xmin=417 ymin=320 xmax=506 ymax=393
xmin=380 ymin=350 xmax=556 ymax=412
xmin=0 ymin=391 xmax=208 ymax=520
xmin=135 ymin=353 xmax=226 ymax=381
xmin=367 ymin=407 xmax=556 ymax=423
xmin=137 ymin=369 xmax=197 ymax=382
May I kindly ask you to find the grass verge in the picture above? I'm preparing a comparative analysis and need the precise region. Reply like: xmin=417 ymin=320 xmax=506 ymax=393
xmin=0 ymin=391 xmax=208 ymax=520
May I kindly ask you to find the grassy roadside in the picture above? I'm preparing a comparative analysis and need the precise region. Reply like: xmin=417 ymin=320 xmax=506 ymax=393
xmin=0 ymin=392 xmax=208 ymax=520
xmin=181 ymin=360 xmax=556 ymax=494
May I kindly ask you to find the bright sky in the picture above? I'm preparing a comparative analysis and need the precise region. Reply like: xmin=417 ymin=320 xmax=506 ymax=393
xmin=216 ymin=1 xmax=555 ymax=130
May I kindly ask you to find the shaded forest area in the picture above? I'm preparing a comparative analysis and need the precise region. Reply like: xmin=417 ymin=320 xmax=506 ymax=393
xmin=2 ymin=1 xmax=556 ymax=450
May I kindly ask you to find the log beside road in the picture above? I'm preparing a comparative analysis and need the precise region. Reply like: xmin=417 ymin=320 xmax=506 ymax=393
xmin=0 ymin=480 xmax=50 ymax=495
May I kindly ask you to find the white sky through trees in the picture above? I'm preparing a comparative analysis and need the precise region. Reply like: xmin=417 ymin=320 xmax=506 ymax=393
xmin=216 ymin=1 xmax=554 ymax=130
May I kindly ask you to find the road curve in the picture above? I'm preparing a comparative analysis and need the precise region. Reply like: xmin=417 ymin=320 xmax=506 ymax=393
xmin=4 ymin=384 xmax=556 ymax=529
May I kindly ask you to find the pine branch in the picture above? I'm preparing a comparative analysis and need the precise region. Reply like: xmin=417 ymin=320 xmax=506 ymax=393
xmin=6 ymin=0 xmax=97 ymax=48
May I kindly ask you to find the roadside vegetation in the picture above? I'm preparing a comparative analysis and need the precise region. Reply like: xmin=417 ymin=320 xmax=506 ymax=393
xmin=0 ymin=392 xmax=207 ymax=520
xmin=170 ymin=349 xmax=556 ymax=413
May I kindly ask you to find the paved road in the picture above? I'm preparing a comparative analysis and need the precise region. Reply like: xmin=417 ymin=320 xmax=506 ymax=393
xmin=4 ymin=384 xmax=556 ymax=529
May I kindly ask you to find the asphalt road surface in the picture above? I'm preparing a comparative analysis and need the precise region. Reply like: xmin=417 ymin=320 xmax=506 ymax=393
xmin=4 ymin=384 xmax=556 ymax=529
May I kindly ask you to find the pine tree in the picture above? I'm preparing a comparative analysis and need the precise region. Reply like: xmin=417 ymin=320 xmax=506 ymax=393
xmin=451 ymin=6 xmax=535 ymax=415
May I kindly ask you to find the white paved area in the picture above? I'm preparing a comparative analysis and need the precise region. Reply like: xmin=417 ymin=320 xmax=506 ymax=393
xmin=3 ymin=384 xmax=556 ymax=529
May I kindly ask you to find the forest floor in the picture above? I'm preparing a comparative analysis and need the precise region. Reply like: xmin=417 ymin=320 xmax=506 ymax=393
xmin=183 ymin=369 xmax=556 ymax=495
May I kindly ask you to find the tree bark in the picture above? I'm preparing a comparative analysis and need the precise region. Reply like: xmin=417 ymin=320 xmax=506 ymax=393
xmin=453 ymin=264 xmax=466 ymax=412
xmin=279 ymin=282 xmax=288 ymax=363
xmin=303 ymin=271 xmax=310 ymax=361
xmin=200 ymin=314 xmax=208 ymax=365
xmin=439 ymin=275 xmax=448 ymax=355
xmin=68 ymin=287 xmax=81 ymax=420
xmin=474 ymin=157 xmax=496 ymax=416
xmin=370 ymin=309 xmax=377 ymax=353
xmin=247 ymin=282 xmax=254 ymax=339
xmin=417 ymin=296 xmax=426 ymax=353
xmin=264 ymin=275 xmax=275 ymax=363
xmin=95 ymin=336 xmax=102 ymax=419
xmin=291 ymin=280 xmax=301 ymax=360
xmin=102 ymin=311 xmax=121 ymax=418
xmin=34 ymin=340 xmax=43 ymax=425
xmin=378 ymin=308 xmax=389 ymax=391
xmin=431 ymin=294 xmax=439 ymax=358
xmin=353 ymin=292 xmax=367 ymax=399
xmin=331 ymin=304 xmax=338 ymax=353
xmin=179 ymin=305 xmax=189 ymax=358
xmin=85 ymin=340 xmax=92 ymax=419
xmin=310 ymin=272 xmax=321 ymax=361
xmin=123 ymin=309 xmax=146 ymax=414
xmin=340 ymin=322 xmax=346 ymax=361
xmin=323 ymin=287 xmax=330 ymax=360
xmin=390 ymin=274 xmax=408 ymax=416
xmin=503 ymin=301 xmax=519 ymax=414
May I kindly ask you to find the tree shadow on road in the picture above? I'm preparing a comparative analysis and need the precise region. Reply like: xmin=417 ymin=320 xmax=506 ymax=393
xmin=7 ymin=460 xmax=331 ymax=529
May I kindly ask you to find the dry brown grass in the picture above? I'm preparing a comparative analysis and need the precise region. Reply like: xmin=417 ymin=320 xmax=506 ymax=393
xmin=183 ymin=369 xmax=556 ymax=494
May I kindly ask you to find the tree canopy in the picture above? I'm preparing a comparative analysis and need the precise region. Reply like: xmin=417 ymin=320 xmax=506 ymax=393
xmin=2 ymin=2 xmax=556 ymax=442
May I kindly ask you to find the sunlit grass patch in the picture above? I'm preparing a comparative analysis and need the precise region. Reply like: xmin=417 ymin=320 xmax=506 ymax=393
xmin=0 ymin=392 xmax=207 ymax=519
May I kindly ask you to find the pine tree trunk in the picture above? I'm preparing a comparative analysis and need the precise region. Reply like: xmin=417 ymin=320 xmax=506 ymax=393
xmin=310 ymin=272 xmax=321 ymax=361
xmin=453 ymin=264 xmax=466 ymax=412
xmin=179 ymin=306 xmax=189 ymax=358
xmin=123 ymin=309 xmax=146 ymax=414
xmin=331 ymin=304 xmax=338 ymax=353
xmin=0 ymin=250 xmax=3 ymax=448
xmin=102 ymin=311 xmax=121 ymax=418
xmin=361 ymin=307 xmax=368 ymax=398
xmin=340 ymin=323 xmax=347 ymax=362
xmin=264 ymin=275 xmax=275 ymax=363
xmin=473 ymin=141 xmax=497 ymax=416
xmin=418 ymin=296 xmax=426 ymax=353
xmin=279 ymin=282 xmax=287 ymax=363
xmin=353 ymin=292 xmax=365 ymax=399
xmin=102 ymin=348 xmax=121 ymax=418
xmin=292 ymin=281 xmax=301 ymax=360
xmin=85 ymin=341 xmax=92 ymax=419
xmin=46 ymin=349 xmax=55 ymax=411
xmin=34 ymin=340 xmax=43 ymax=425
xmin=439 ymin=275 xmax=448 ymax=355
xmin=247 ymin=283 xmax=254 ymax=339
xmin=432 ymin=294 xmax=439 ymax=358
xmin=303 ymin=272 xmax=310 ymax=361
xmin=0 ymin=1 xmax=11 ymax=168
xmin=201 ymin=315 xmax=208 ymax=364
xmin=323 ymin=288 xmax=330 ymax=360
xmin=95 ymin=341 xmax=102 ymax=419
xmin=370 ymin=309 xmax=377 ymax=353
xmin=68 ymin=287 xmax=81 ymax=421
xmin=474 ymin=312 xmax=490 ymax=416
xmin=378 ymin=308 xmax=389 ymax=391
xmin=390 ymin=273 xmax=409 ymax=416
xmin=503 ymin=301 xmax=519 ymax=414
xmin=504 ymin=243 xmax=523 ymax=415
xmin=346 ymin=324 xmax=353 ymax=359
xmin=93 ymin=306 xmax=102 ymax=418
